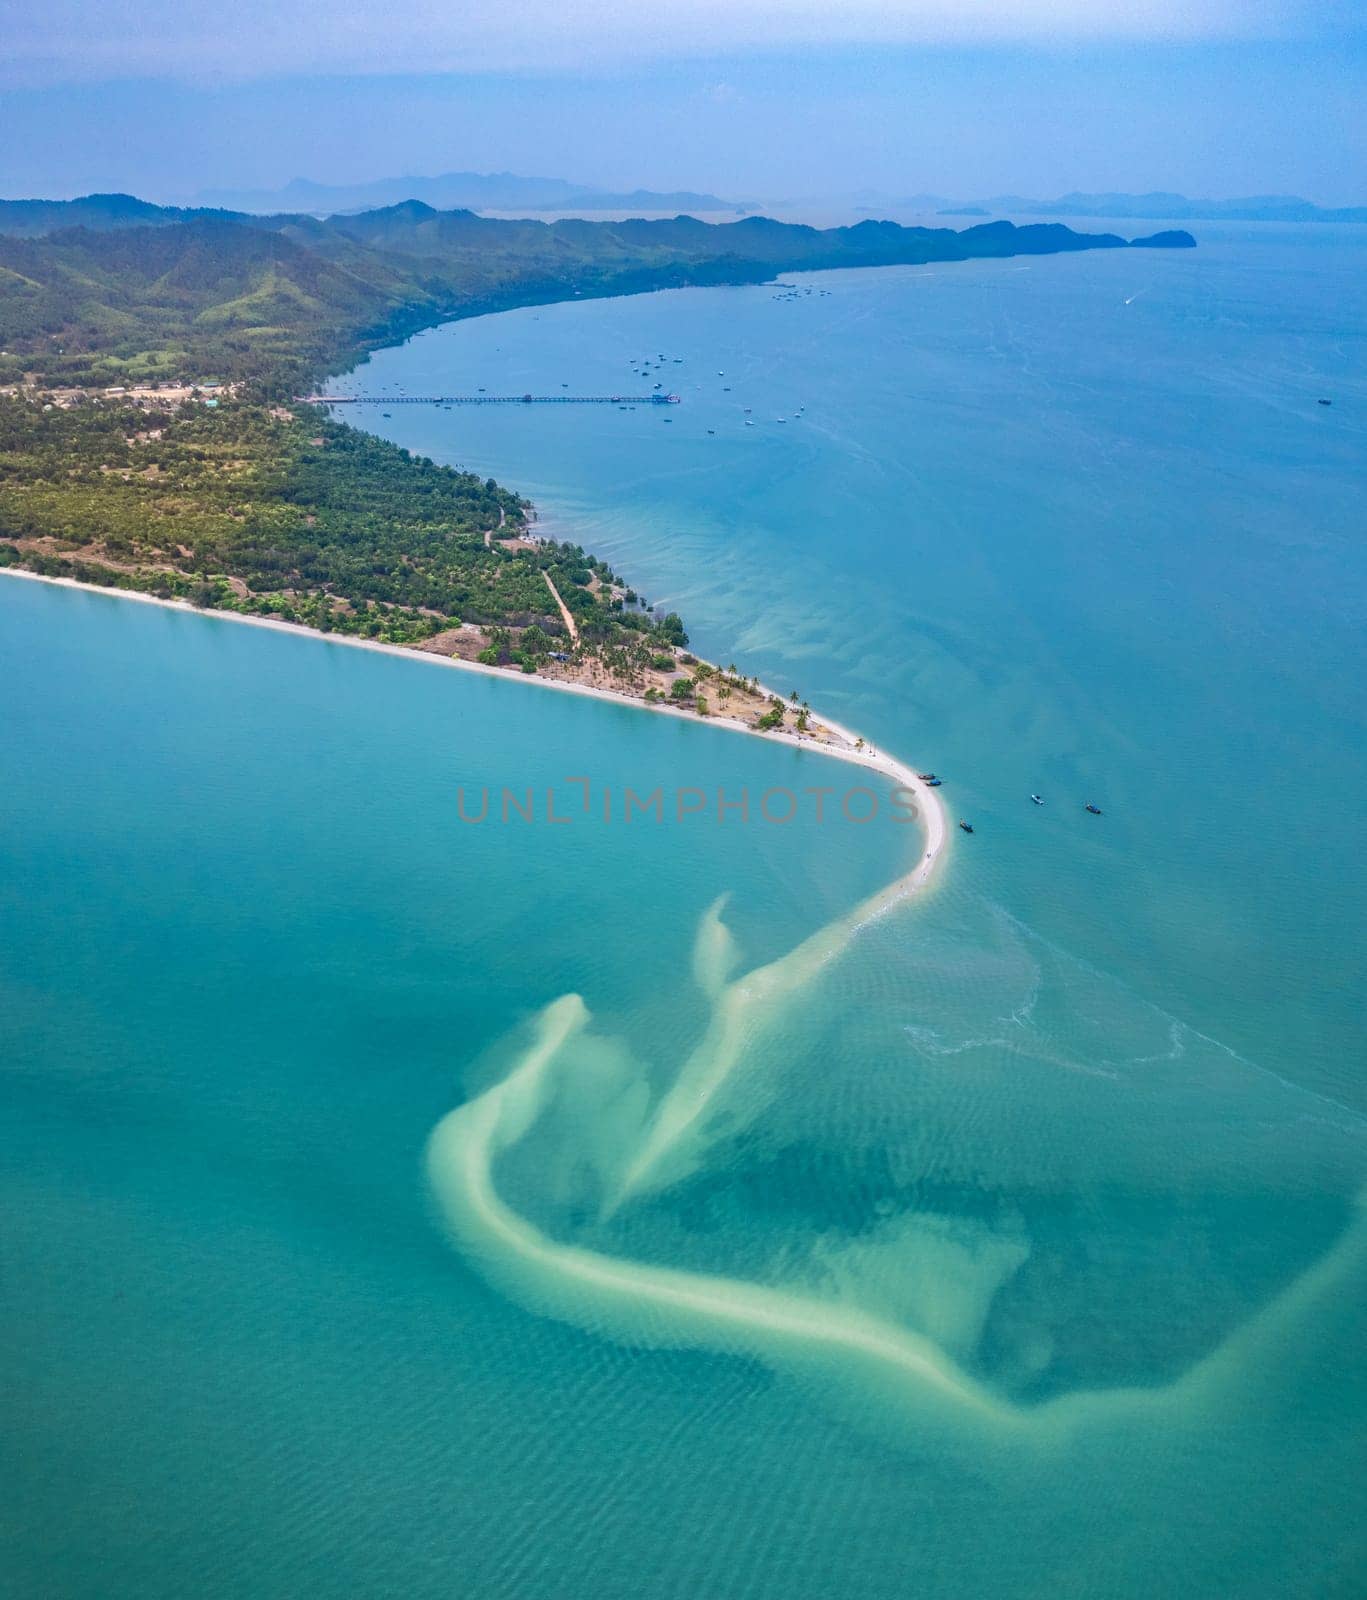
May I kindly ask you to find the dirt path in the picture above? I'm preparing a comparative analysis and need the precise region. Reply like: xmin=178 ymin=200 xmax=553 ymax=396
xmin=542 ymin=570 xmax=579 ymax=642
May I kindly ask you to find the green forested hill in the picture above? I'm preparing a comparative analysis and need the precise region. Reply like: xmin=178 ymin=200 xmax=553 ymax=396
xmin=0 ymin=198 xmax=1190 ymax=388
xmin=0 ymin=218 xmax=438 ymax=387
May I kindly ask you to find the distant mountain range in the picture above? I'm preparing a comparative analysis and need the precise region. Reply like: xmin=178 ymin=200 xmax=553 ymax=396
xmin=0 ymin=186 xmax=745 ymax=243
xmin=11 ymin=181 xmax=1356 ymax=232
xmin=930 ymin=191 xmax=1367 ymax=224
xmin=191 ymin=171 xmax=741 ymax=217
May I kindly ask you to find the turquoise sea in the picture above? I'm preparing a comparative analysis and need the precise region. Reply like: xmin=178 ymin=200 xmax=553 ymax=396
xmin=3 ymin=221 xmax=1366 ymax=1597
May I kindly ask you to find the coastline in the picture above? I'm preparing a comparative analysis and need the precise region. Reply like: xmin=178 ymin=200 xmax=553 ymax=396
xmin=1 ymin=566 xmax=947 ymax=891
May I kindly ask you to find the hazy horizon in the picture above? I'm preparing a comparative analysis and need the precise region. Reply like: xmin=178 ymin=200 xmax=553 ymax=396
xmin=1 ymin=1 xmax=1363 ymax=207
xmin=6 ymin=169 xmax=1365 ymax=217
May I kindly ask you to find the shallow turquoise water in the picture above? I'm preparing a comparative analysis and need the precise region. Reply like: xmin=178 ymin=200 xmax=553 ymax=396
xmin=4 ymin=222 xmax=1366 ymax=1596
xmin=357 ymin=222 xmax=1367 ymax=1105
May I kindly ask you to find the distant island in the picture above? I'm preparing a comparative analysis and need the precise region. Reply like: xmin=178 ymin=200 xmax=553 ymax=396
xmin=934 ymin=191 xmax=1367 ymax=224
xmin=0 ymin=191 xmax=1194 ymax=740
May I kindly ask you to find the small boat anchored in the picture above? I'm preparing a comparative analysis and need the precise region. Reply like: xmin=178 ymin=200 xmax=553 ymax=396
xmin=1085 ymin=803 xmax=1103 ymax=815
xmin=959 ymin=820 xmax=974 ymax=834
xmin=1031 ymin=793 xmax=1044 ymax=805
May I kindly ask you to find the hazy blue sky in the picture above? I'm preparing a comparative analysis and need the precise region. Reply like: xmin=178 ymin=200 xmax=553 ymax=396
xmin=1 ymin=0 xmax=1363 ymax=203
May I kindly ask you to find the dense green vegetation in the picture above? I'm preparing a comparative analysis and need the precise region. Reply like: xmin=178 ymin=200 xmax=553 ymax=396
xmin=0 ymin=192 xmax=1187 ymax=696
xmin=0 ymin=218 xmax=431 ymax=390
xmin=0 ymin=394 xmax=686 ymax=659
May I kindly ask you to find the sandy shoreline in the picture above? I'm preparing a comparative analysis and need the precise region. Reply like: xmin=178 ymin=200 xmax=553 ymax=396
xmin=1 ymin=567 xmax=947 ymax=887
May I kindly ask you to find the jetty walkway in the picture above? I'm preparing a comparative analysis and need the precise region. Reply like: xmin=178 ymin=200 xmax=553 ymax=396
xmin=299 ymin=393 xmax=681 ymax=406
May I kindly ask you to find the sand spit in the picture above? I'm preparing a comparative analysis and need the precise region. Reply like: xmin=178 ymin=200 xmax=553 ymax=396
xmin=1 ymin=568 xmax=948 ymax=879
